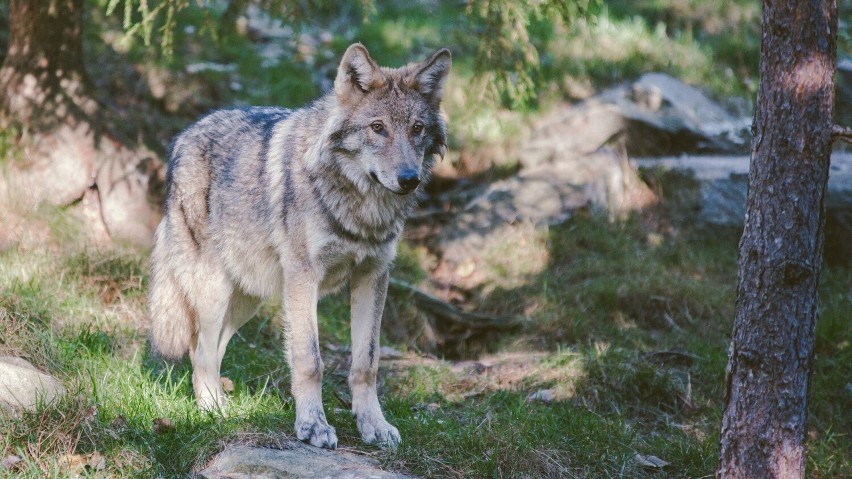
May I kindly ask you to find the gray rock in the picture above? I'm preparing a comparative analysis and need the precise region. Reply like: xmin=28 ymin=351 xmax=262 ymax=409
xmin=522 ymin=74 xmax=751 ymax=167
xmin=631 ymin=73 xmax=747 ymax=139
xmin=96 ymin=149 xmax=162 ymax=246
xmin=636 ymin=155 xmax=750 ymax=226
xmin=636 ymin=153 xmax=852 ymax=225
xmin=836 ymin=59 xmax=852 ymax=126
xmin=520 ymin=103 xmax=628 ymax=168
xmin=435 ymin=146 xmax=656 ymax=288
xmin=200 ymin=444 xmax=415 ymax=479
xmin=635 ymin=153 xmax=852 ymax=265
xmin=0 ymin=357 xmax=65 ymax=414
xmin=0 ymin=124 xmax=162 ymax=247
xmin=423 ymin=73 xmax=753 ymax=291
xmin=616 ymin=73 xmax=751 ymax=156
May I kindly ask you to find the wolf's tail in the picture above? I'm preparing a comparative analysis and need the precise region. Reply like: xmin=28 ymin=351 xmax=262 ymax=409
xmin=147 ymin=234 xmax=194 ymax=360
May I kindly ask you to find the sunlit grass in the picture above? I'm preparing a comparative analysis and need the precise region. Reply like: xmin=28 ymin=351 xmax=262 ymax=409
xmin=0 ymin=205 xmax=848 ymax=476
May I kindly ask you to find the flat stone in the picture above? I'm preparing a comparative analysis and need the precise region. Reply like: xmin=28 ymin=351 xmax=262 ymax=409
xmin=0 ymin=357 xmax=65 ymax=413
xmin=200 ymin=444 xmax=416 ymax=479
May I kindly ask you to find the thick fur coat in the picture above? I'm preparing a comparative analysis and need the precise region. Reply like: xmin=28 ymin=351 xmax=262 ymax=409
xmin=147 ymin=44 xmax=451 ymax=448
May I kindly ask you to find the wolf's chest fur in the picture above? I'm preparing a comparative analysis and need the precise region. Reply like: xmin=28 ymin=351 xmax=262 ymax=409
xmin=196 ymin=106 xmax=412 ymax=299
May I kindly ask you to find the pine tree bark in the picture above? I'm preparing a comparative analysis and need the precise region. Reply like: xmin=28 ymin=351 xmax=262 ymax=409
xmin=717 ymin=1 xmax=837 ymax=478
xmin=0 ymin=0 xmax=161 ymax=245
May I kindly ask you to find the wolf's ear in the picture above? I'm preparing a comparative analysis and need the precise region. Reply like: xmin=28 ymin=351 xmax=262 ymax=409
xmin=410 ymin=48 xmax=452 ymax=106
xmin=335 ymin=43 xmax=383 ymax=105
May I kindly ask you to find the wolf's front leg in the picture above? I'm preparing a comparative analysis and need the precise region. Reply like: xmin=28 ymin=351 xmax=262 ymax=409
xmin=350 ymin=266 xmax=401 ymax=447
xmin=283 ymin=268 xmax=337 ymax=449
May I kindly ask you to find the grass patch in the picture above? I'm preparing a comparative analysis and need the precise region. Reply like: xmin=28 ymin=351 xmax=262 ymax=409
xmin=1 ymin=207 xmax=849 ymax=477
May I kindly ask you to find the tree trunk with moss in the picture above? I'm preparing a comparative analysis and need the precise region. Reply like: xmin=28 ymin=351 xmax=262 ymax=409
xmin=717 ymin=1 xmax=837 ymax=478
xmin=0 ymin=0 xmax=160 ymax=245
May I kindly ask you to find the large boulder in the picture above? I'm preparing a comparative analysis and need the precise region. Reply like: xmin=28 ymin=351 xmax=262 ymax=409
xmin=200 ymin=444 xmax=415 ymax=479
xmin=0 ymin=357 xmax=64 ymax=414
xmin=433 ymin=146 xmax=656 ymax=290
xmin=521 ymin=73 xmax=750 ymax=168
xmin=430 ymin=76 xmax=692 ymax=290
xmin=636 ymin=152 xmax=852 ymax=264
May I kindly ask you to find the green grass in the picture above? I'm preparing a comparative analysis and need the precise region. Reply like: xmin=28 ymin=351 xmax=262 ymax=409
xmin=573 ymin=0 xmax=762 ymax=99
xmin=0 ymin=206 xmax=848 ymax=478
xmin=1 ymin=1 xmax=849 ymax=477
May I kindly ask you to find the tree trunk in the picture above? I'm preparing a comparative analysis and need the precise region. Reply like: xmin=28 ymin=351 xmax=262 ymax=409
xmin=0 ymin=0 xmax=161 ymax=245
xmin=1 ymin=0 xmax=89 ymax=126
xmin=717 ymin=1 xmax=837 ymax=478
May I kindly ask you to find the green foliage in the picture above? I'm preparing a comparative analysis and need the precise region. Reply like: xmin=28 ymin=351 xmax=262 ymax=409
xmin=103 ymin=0 xmax=190 ymax=56
xmin=99 ymin=0 xmax=373 ymax=56
xmin=77 ymin=0 xmax=772 ymax=150
xmin=100 ymin=0 xmax=598 ymax=107
xmin=0 ymin=123 xmax=24 ymax=168
xmin=466 ymin=0 xmax=600 ymax=107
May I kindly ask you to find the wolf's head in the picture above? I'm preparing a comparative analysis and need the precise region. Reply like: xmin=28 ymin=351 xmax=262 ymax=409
xmin=327 ymin=44 xmax=451 ymax=196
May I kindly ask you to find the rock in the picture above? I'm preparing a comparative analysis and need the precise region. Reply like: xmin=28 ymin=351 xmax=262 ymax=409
xmin=636 ymin=152 xmax=852 ymax=265
xmin=836 ymin=59 xmax=852 ymax=127
xmin=417 ymin=72 xmax=747 ymax=328
xmin=435 ymin=146 xmax=656 ymax=289
xmin=379 ymin=346 xmax=405 ymax=359
xmin=200 ymin=444 xmax=416 ymax=479
xmin=634 ymin=454 xmax=670 ymax=470
xmin=96 ymin=148 xmax=162 ymax=246
xmin=441 ymin=73 xmax=747 ymax=289
xmin=522 ymin=73 xmax=750 ymax=167
xmin=0 ymin=357 xmax=65 ymax=414
xmin=520 ymin=103 xmax=628 ymax=168
xmin=636 ymin=153 xmax=852 ymax=223
xmin=637 ymin=155 xmax=750 ymax=226
xmin=614 ymin=73 xmax=751 ymax=156
xmin=526 ymin=389 xmax=555 ymax=404
xmin=631 ymin=73 xmax=747 ymax=139
xmin=0 ymin=126 xmax=162 ymax=247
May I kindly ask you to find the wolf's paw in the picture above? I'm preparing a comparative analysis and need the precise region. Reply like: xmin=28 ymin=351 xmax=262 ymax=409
xmin=357 ymin=413 xmax=401 ymax=448
xmin=295 ymin=414 xmax=338 ymax=449
xmin=195 ymin=387 xmax=228 ymax=414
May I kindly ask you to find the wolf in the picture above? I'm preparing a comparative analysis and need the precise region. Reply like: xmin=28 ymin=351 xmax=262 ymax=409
xmin=146 ymin=44 xmax=451 ymax=449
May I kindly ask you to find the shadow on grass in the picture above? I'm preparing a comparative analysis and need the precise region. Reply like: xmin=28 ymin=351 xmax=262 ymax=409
xmin=379 ymin=209 xmax=850 ymax=476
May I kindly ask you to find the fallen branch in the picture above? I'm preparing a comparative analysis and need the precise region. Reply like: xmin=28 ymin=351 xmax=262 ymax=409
xmin=643 ymin=349 xmax=702 ymax=363
xmin=832 ymin=124 xmax=852 ymax=144
xmin=388 ymin=278 xmax=526 ymax=331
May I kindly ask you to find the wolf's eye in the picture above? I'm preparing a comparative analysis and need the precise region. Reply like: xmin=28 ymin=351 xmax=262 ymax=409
xmin=370 ymin=122 xmax=385 ymax=133
xmin=412 ymin=122 xmax=424 ymax=134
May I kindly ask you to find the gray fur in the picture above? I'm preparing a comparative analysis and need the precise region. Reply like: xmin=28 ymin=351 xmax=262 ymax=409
xmin=147 ymin=44 xmax=451 ymax=449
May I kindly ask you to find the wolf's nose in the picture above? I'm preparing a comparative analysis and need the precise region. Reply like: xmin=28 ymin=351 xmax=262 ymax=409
xmin=398 ymin=170 xmax=420 ymax=192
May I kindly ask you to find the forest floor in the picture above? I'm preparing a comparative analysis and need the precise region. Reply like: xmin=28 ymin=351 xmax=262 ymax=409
xmin=1 ymin=1 xmax=850 ymax=477
xmin=1 ymin=212 xmax=849 ymax=478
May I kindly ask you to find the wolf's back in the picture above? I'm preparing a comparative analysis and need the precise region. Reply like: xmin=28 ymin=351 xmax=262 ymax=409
xmin=166 ymin=107 xmax=291 ymax=239
xmin=148 ymin=107 xmax=291 ymax=359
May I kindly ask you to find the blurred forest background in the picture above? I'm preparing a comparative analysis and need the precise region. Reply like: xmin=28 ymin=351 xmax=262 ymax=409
xmin=0 ymin=1 xmax=850 ymax=477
